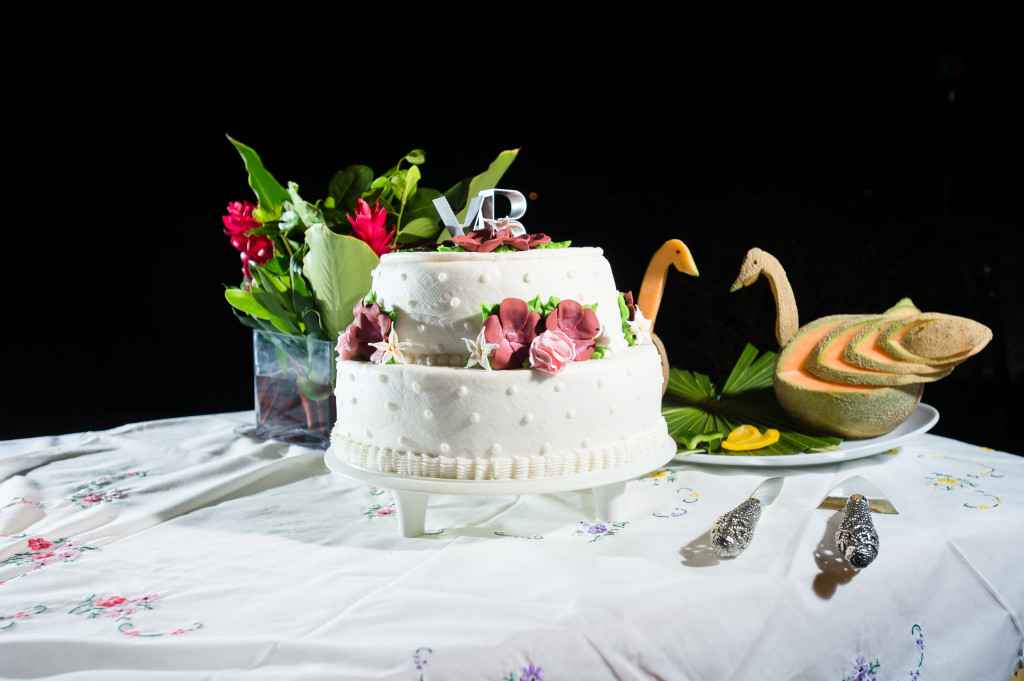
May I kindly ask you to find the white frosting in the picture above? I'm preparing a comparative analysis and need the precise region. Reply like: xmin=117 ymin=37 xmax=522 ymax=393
xmin=331 ymin=246 xmax=668 ymax=481
xmin=333 ymin=346 xmax=668 ymax=480
xmin=370 ymin=247 xmax=627 ymax=361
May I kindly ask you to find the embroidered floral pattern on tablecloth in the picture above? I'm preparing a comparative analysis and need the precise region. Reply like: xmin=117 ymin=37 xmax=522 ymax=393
xmin=67 ymin=471 xmax=148 ymax=508
xmin=653 ymin=487 xmax=701 ymax=518
xmin=841 ymin=623 xmax=924 ymax=680
xmin=411 ymin=648 xmax=545 ymax=681
xmin=1 ymin=605 xmax=46 ymax=630
xmin=69 ymin=594 xmax=203 ymax=637
xmin=573 ymin=521 xmax=627 ymax=542
xmin=919 ymin=453 xmax=1004 ymax=509
xmin=362 ymin=502 xmax=397 ymax=519
xmin=1 ymin=537 xmax=97 ymax=586
xmin=0 ymin=498 xmax=43 ymax=539
xmin=639 ymin=469 xmax=678 ymax=485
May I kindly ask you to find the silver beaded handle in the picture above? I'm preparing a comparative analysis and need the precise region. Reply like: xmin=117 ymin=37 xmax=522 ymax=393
xmin=834 ymin=494 xmax=879 ymax=569
xmin=710 ymin=498 xmax=763 ymax=557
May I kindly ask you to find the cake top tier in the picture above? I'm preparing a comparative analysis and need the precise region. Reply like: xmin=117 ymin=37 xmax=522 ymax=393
xmin=369 ymin=246 xmax=629 ymax=364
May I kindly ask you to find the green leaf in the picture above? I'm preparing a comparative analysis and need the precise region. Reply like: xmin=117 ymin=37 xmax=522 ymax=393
xmin=397 ymin=216 xmax=440 ymax=244
xmin=404 ymin=149 xmax=426 ymax=165
xmin=662 ymin=344 xmax=843 ymax=455
xmin=303 ymin=225 xmax=380 ymax=341
xmin=328 ymin=165 xmax=374 ymax=211
xmin=225 ymin=287 xmax=272 ymax=319
xmin=227 ymin=136 xmax=290 ymax=223
xmin=286 ymin=182 xmax=325 ymax=232
xmin=399 ymin=187 xmax=443 ymax=229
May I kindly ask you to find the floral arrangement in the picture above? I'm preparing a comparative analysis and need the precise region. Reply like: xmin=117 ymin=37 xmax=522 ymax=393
xmin=221 ymin=136 xmax=517 ymax=343
xmin=339 ymin=293 xmax=630 ymax=375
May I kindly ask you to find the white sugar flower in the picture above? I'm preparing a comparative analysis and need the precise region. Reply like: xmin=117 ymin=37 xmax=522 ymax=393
xmin=369 ymin=327 xmax=413 ymax=365
xmin=628 ymin=308 xmax=653 ymax=345
xmin=463 ymin=327 xmax=499 ymax=371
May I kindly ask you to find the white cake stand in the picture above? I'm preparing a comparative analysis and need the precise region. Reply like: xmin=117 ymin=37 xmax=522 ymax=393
xmin=324 ymin=437 xmax=679 ymax=537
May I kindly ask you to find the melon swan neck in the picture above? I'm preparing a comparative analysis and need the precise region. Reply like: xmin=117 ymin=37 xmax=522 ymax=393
xmin=731 ymin=248 xmax=799 ymax=349
xmin=637 ymin=239 xmax=699 ymax=332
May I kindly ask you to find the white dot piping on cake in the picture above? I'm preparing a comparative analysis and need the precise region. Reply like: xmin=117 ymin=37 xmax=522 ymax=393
xmin=566 ymin=409 xmax=575 ymax=419
xmin=521 ymin=413 xmax=534 ymax=425
xmin=469 ymin=412 xmax=480 ymax=423
xmin=450 ymin=297 xmax=461 ymax=307
xmin=424 ymin=409 xmax=434 ymax=419
xmin=457 ymin=386 xmax=469 ymax=396
xmin=411 ymin=382 xmax=422 ymax=393
xmin=437 ymin=272 xmax=448 ymax=282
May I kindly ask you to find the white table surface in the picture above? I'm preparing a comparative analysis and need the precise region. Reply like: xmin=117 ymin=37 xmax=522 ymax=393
xmin=1 ymin=411 xmax=1022 ymax=680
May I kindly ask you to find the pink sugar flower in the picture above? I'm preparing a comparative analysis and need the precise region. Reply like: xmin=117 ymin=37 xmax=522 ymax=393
xmin=529 ymin=329 xmax=576 ymax=374
xmin=348 ymin=199 xmax=395 ymax=257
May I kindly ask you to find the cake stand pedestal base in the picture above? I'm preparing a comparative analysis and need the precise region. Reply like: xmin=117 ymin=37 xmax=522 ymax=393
xmin=324 ymin=437 xmax=678 ymax=537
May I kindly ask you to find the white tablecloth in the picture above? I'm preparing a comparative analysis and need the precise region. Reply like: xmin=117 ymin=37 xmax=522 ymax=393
xmin=1 ymin=412 xmax=1022 ymax=680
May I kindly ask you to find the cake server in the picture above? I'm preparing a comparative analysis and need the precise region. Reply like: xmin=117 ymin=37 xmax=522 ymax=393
xmin=817 ymin=475 xmax=898 ymax=570
xmin=710 ymin=476 xmax=784 ymax=557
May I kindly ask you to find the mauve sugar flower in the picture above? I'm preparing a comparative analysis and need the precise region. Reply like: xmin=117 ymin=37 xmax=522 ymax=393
xmin=529 ymin=329 xmax=576 ymax=374
xmin=482 ymin=298 xmax=542 ymax=370
xmin=453 ymin=221 xmax=551 ymax=253
xmin=348 ymin=199 xmax=395 ymax=257
xmin=544 ymin=300 xmax=600 ymax=361
xmin=338 ymin=300 xmax=392 ymax=362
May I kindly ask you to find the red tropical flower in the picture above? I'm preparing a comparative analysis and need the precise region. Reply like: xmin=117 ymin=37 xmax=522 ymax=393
xmin=222 ymin=200 xmax=260 ymax=236
xmin=348 ymin=199 xmax=395 ymax=257
xmin=223 ymin=200 xmax=274 ymax=280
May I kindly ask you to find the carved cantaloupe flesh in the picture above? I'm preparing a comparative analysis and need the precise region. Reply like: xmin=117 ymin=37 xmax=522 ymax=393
xmin=774 ymin=316 xmax=924 ymax=439
xmin=879 ymin=314 xmax=993 ymax=365
xmin=806 ymin=317 xmax=953 ymax=386
xmin=842 ymin=318 xmax=957 ymax=375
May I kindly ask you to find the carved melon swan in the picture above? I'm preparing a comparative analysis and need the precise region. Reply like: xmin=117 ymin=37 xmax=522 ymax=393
xmin=636 ymin=239 xmax=700 ymax=393
xmin=730 ymin=247 xmax=992 ymax=439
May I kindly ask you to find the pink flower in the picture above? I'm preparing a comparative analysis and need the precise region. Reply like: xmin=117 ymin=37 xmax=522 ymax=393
xmin=482 ymin=298 xmax=542 ymax=370
xmin=545 ymin=300 xmax=600 ymax=361
xmin=223 ymin=200 xmax=274 ymax=280
xmin=28 ymin=538 xmax=51 ymax=551
xmin=338 ymin=300 xmax=392 ymax=362
xmin=348 ymin=199 xmax=395 ymax=257
xmin=97 ymin=596 xmax=127 ymax=608
xmin=81 ymin=494 xmax=103 ymax=503
xmin=222 ymin=200 xmax=260 ymax=236
xmin=529 ymin=329 xmax=576 ymax=374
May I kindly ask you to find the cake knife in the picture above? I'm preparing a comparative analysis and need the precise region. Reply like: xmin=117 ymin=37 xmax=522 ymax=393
xmin=817 ymin=475 xmax=898 ymax=570
xmin=710 ymin=476 xmax=784 ymax=557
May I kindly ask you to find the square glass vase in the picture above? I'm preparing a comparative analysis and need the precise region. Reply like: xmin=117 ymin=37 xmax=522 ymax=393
xmin=253 ymin=329 xmax=337 ymax=449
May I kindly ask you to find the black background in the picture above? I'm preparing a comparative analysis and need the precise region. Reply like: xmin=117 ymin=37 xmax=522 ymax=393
xmin=4 ymin=46 xmax=1021 ymax=453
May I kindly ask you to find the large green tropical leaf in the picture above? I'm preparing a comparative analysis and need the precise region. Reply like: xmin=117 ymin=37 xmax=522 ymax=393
xmin=662 ymin=344 xmax=842 ymax=455
xmin=227 ymin=135 xmax=291 ymax=223
xmin=302 ymin=226 xmax=379 ymax=341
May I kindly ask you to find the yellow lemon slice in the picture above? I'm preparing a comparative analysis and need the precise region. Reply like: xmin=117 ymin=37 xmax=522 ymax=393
xmin=721 ymin=425 xmax=781 ymax=451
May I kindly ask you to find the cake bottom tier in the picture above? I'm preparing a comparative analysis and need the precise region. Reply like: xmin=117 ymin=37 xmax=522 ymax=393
xmin=332 ymin=345 xmax=669 ymax=480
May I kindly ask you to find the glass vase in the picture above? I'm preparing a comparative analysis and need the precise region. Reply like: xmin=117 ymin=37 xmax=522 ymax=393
xmin=253 ymin=329 xmax=337 ymax=449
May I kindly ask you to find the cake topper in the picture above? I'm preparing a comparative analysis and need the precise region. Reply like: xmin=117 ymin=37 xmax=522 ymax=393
xmin=433 ymin=188 xmax=527 ymax=237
